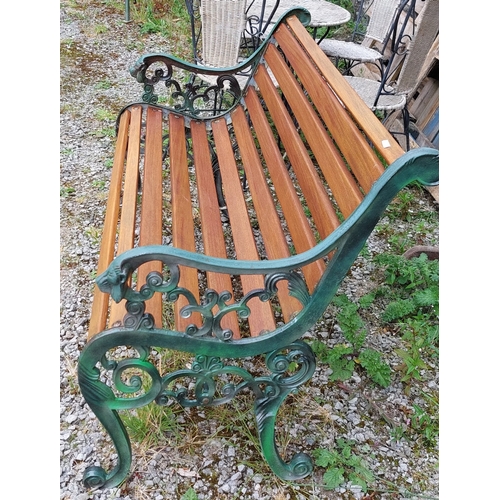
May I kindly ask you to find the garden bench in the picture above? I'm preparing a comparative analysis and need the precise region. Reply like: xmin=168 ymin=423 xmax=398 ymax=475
xmin=78 ymin=9 xmax=439 ymax=490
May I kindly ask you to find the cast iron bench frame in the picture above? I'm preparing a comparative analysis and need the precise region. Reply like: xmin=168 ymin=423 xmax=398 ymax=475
xmin=78 ymin=9 xmax=438 ymax=490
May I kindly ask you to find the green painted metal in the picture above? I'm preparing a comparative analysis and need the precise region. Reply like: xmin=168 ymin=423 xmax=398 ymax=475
xmin=129 ymin=8 xmax=312 ymax=119
xmin=78 ymin=148 xmax=438 ymax=489
xmin=77 ymin=7 xmax=439 ymax=490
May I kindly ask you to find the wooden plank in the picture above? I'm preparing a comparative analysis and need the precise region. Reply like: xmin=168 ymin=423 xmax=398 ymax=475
xmin=245 ymin=87 xmax=325 ymax=291
xmin=231 ymin=105 xmax=304 ymax=323
xmin=264 ymin=41 xmax=365 ymax=214
xmin=254 ymin=62 xmax=341 ymax=240
xmin=169 ymin=113 xmax=202 ymax=331
xmin=109 ymin=106 xmax=143 ymax=329
xmin=190 ymin=120 xmax=240 ymax=337
xmin=286 ymin=15 xmax=405 ymax=166
xmin=211 ymin=118 xmax=276 ymax=336
xmin=137 ymin=106 xmax=164 ymax=328
xmin=88 ymin=109 xmax=131 ymax=338
xmin=273 ymin=26 xmax=385 ymax=197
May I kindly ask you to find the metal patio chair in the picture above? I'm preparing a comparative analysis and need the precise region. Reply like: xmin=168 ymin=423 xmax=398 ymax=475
xmin=319 ymin=0 xmax=402 ymax=75
xmin=344 ymin=0 xmax=439 ymax=150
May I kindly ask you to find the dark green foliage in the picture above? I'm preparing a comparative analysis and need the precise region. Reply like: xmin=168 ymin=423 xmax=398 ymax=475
xmin=313 ymin=438 xmax=375 ymax=491
xmin=312 ymin=293 xmax=391 ymax=387
xmin=359 ymin=349 xmax=391 ymax=388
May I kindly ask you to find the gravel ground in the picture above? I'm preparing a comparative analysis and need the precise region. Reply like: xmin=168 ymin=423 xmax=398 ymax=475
xmin=60 ymin=2 xmax=439 ymax=499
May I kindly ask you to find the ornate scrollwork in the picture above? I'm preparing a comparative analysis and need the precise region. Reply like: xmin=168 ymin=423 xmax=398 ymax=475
xmin=155 ymin=340 xmax=315 ymax=410
xmin=98 ymin=260 xmax=311 ymax=340
xmin=130 ymin=57 xmax=243 ymax=118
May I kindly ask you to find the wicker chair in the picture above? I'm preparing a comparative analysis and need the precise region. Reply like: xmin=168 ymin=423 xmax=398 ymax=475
xmin=186 ymin=0 xmax=278 ymax=65
xmin=186 ymin=0 xmax=279 ymax=88
xmin=344 ymin=0 xmax=439 ymax=150
xmin=199 ymin=0 xmax=248 ymax=67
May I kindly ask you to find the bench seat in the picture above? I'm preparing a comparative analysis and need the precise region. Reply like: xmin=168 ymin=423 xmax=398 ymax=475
xmin=78 ymin=9 xmax=438 ymax=490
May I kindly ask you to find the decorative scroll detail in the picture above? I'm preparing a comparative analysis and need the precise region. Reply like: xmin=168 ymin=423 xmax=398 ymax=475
xmin=78 ymin=338 xmax=317 ymax=487
xmin=130 ymin=57 xmax=243 ymax=119
xmin=97 ymin=261 xmax=311 ymax=339
xmin=81 ymin=341 xmax=316 ymax=410
xmin=155 ymin=341 xmax=316 ymax=410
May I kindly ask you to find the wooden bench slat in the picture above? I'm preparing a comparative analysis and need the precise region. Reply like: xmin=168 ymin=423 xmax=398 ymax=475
xmin=133 ymin=106 xmax=164 ymax=327
xmin=286 ymin=15 xmax=405 ymax=167
xmin=169 ymin=113 xmax=202 ymax=331
xmin=254 ymin=63 xmax=341 ymax=239
xmin=231 ymin=105 xmax=303 ymax=323
xmin=88 ymin=109 xmax=131 ymax=338
xmin=274 ymin=24 xmax=386 ymax=196
xmin=244 ymin=86 xmax=326 ymax=291
xmin=264 ymin=42 xmax=364 ymax=217
xmin=190 ymin=120 xmax=241 ymax=338
xmin=211 ymin=118 xmax=276 ymax=336
xmin=109 ymin=106 xmax=143 ymax=329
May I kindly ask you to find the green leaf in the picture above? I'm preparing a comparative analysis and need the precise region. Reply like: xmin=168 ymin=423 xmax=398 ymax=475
xmin=180 ymin=488 xmax=199 ymax=500
xmin=359 ymin=349 xmax=391 ymax=387
xmin=329 ymin=358 xmax=355 ymax=381
xmin=413 ymin=286 xmax=439 ymax=307
xmin=359 ymin=293 xmax=376 ymax=308
xmin=313 ymin=448 xmax=338 ymax=468
xmin=348 ymin=473 xmax=370 ymax=492
xmin=323 ymin=467 xmax=345 ymax=489
xmin=382 ymin=298 xmax=416 ymax=322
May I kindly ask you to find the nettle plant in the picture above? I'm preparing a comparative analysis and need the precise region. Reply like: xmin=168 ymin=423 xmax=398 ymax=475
xmin=311 ymin=252 xmax=439 ymax=388
xmin=311 ymin=292 xmax=391 ymax=387
xmin=311 ymin=252 xmax=438 ymax=490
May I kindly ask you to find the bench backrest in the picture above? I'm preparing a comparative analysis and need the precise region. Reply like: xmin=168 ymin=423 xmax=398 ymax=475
xmin=89 ymin=13 xmax=406 ymax=340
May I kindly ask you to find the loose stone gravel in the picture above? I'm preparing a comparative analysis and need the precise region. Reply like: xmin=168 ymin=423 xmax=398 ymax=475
xmin=60 ymin=2 xmax=439 ymax=499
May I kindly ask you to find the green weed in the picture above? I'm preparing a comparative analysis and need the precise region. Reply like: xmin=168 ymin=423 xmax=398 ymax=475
xmin=311 ymin=293 xmax=391 ymax=388
xmin=95 ymin=80 xmax=112 ymax=90
xmin=180 ymin=488 xmax=199 ymax=500
xmin=92 ymin=179 xmax=107 ymax=190
xmin=94 ymin=24 xmax=108 ymax=34
xmin=91 ymin=127 xmax=115 ymax=138
xmin=95 ymin=108 xmax=115 ymax=121
xmin=61 ymin=186 xmax=76 ymax=197
xmin=122 ymin=402 xmax=182 ymax=448
xmin=313 ymin=438 xmax=375 ymax=491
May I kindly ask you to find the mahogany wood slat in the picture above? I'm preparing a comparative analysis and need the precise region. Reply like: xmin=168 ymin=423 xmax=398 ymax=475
xmin=88 ymin=109 xmax=131 ymax=338
xmin=285 ymin=15 xmax=405 ymax=166
xmin=108 ymin=106 xmax=142 ymax=329
xmin=190 ymin=120 xmax=240 ymax=337
xmin=254 ymin=63 xmax=341 ymax=239
xmin=244 ymin=87 xmax=326 ymax=292
xmin=231 ymin=105 xmax=303 ymax=323
xmin=274 ymin=24 xmax=386 ymax=196
xmin=211 ymin=118 xmax=276 ymax=336
xmin=264 ymin=42 xmax=364 ymax=217
xmin=169 ymin=113 xmax=202 ymax=331
xmin=136 ymin=106 xmax=164 ymax=327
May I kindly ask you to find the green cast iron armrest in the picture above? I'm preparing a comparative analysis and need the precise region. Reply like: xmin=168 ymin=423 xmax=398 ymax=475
xmin=98 ymin=148 xmax=438 ymax=305
xmin=130 ymin=8 xmax=311 ymax=80
xmin=128 ymin=9 xmax=311 ymax=117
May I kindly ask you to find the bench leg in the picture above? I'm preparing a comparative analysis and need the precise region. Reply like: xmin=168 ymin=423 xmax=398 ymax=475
xmin=78 ymin=339 xmax=165 ymax=489
xmin=78 ymin=363 xmax=135 ymax=489
xmin=254 ymin=341 xmax=316 ymax=480
xmin=78 ymin=334 xmax=317 ymax=488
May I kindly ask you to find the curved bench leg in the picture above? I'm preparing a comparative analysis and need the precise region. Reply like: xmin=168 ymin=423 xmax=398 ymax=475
xmin=82 ymin=407 xmax=132 ymax=489
xmin=78 ymin=363 xmax=133 ymax=489
xmin=254 ymin=341 xmax=316 ymax=480
xmin=255 ymin=389 xmax=313 ymax=480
